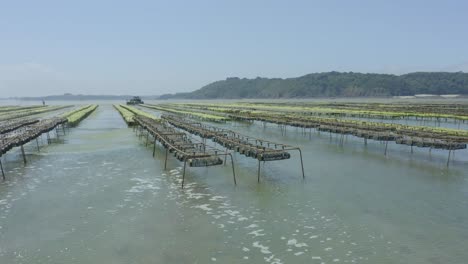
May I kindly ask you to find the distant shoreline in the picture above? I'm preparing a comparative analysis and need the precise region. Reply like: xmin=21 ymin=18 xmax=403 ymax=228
xmin=1 ymin=95 xmax=160 ymax=101
xmin=2 ymin=94 xmax=467 ymax=101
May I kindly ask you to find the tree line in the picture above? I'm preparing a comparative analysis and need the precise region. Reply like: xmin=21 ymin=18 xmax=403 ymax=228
xmin=160 ymin=71 xmax=468 ymax=99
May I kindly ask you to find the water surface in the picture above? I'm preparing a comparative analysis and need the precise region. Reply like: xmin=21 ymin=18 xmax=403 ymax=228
xmin=0 ymin=103 xmax=467 ymax=264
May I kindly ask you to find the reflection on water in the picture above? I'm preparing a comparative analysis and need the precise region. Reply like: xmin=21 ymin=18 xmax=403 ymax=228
xmin=0 ymin=103 xmax=467 ymax=264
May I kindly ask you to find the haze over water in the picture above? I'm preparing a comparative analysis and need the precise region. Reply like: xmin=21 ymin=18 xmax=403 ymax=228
xmin=0 ymin=102 xmax=467 ymax=263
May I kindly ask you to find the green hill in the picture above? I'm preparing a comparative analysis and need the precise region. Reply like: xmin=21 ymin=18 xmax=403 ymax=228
xmin=161 ymin=72 xmax=468 ymax=99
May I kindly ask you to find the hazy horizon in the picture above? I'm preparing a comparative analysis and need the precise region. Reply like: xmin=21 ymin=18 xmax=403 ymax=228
xmin=2 ymin=70 xmax=468 ymax=99
xmin=1 ymin=0 xmax=467 ymax=97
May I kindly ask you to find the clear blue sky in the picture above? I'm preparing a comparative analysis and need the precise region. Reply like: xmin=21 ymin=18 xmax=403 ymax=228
xmin=1 ymin=0 xmax=467 ymax=97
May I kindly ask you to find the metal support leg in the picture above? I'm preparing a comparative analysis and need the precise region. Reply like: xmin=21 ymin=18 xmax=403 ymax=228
xmin=384 ymin=141 xmax=388 ymax=156
xmin=257 ymin=160 xmax=261 ymax=183
xmin=152 ymin=139 xmax=157 ymax=157
xmin=298 ymin=148 xmax=305 ymax=179
xmin=164 ymin=148 xmax=168 ymax=170
xmin=0 ymin=159 xmax=5 ymax=180
xmin=447 ymin=149 xmax=452 ymax=167
xmin=182 ymin=159 xmax=187 ymax=188
xmin=36 ymin=138 xmax=40 ymax=152
xmin=47 ymin=132 xmax=50 ymax=144
xmin=229 ymin=154 xmax=237 ymax=185
xmin=224 ymin=147 xmax=228 ymax=165
xmin=21 ymin=145 xmax=27 ymax=165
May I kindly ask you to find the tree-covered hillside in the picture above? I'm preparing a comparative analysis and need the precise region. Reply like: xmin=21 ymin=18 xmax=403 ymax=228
xmin=160 ymin=72 xmax=468 ymax=99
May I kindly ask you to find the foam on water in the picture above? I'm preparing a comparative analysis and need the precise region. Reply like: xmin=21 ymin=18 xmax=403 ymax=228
xmin=192 ymin=204 xmax=212 ymax=211
xmin=252 ymin=241 xmax=271 ymax=254
xmin=126 ymin=177 xmax=161 ymax=193
xmin=248 ymin=229 xmax=265 ymax=237
xmin=287 ymin=239 xmax=308 ymax=248
xmin=158 ymin=166 xmax=401 ymax=263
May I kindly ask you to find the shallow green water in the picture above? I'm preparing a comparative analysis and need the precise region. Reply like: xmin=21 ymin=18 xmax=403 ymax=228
xmin=0 ymin=104 xmax=467 ymax=264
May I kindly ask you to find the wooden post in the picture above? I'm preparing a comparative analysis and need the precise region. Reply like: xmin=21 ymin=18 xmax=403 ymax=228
xmin=384 ymin=141 xmax=388 ymax=156
xmin=0 ymin=159 xmax=5 ymax=180
xmin=47 ymin=132 xmax=51 ymax=144
xmin=21 ymin=145 xmax=27 ymax=165
xmin=152 ymin=139 xmax=157 ymax=157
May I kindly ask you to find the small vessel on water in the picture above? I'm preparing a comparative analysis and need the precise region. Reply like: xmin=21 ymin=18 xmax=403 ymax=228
xmin=126 ymin=96 xmax=144 ymax=105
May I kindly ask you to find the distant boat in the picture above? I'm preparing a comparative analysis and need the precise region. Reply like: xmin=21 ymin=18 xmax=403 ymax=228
xmin=126 ymin=96 xmax=144 ymax=105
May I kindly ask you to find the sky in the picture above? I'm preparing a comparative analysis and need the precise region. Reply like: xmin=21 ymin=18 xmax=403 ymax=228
xmin=0 ymin=0 xmax=467 ymax=97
